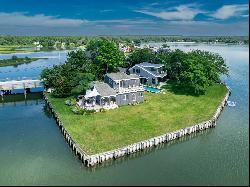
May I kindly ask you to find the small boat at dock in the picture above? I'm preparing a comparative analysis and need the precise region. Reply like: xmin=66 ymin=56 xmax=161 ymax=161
xmin=227 ymin=101 xmax=236 ymax=107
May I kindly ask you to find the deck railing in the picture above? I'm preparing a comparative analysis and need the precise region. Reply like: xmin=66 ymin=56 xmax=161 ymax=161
xmin=118 ymin=85 xmax=144 ymax=93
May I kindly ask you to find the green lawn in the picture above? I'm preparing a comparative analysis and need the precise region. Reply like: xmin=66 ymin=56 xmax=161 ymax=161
xmin=47 ymin=82 xmax=227 ymax=155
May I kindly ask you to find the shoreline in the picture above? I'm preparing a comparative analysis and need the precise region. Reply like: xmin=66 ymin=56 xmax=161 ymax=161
xmin=0 ymin=57 xmax=47 ymax=67
xmin=43 ymin=85 xmax=231 ymax=167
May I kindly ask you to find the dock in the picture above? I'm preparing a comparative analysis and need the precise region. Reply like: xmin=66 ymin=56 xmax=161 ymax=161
xmin=0 ymin=79 xmax=43 ymax=99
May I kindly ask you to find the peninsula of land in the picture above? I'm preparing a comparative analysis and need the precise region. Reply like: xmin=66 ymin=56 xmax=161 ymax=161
xmin=39 ymin=38 xmax=230 ymax=166
xmin=0 ymin=56 xmax=46 ymax=67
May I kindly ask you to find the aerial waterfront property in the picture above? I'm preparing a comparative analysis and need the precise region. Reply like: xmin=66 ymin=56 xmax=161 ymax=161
xmin=77 ymin=72 xmax=144 ymax=112
xmin=1 ymin=42 xmax=248 ymax=186
xmin=40 ymin=37 xmax=233 ymax=166
xmin=0 ymin=0 xmax=249 ymax=186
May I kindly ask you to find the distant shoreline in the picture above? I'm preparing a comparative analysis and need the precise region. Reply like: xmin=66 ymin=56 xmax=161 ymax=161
xmin=0 ymin=56 xmax=47 ymax=67
xmin=142 ymin=41 xmax=249 ymax=46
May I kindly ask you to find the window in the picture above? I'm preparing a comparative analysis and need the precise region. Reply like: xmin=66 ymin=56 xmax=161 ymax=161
xmin=132 ymin=80 xmax=135 ymax=87
xmin=140 ymin=92 xmax=143 ymax=97
xmin=136 ymin=69 xmax=140 ymax=73
xmin=132 ymin=93 xmax=136 ymax=101
xmin=152 ymin=78 xmax=156 ymax=84
xmin=133 ymin=68 xmax=135 ymax=73
xmin=123 ymin=94 xmax=127 ymax=100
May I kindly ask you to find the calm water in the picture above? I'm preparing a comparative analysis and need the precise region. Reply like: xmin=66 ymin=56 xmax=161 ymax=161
xmin=0 ymin=45 xmax=248 ymax=185
xmin=0 ymin=51 xmax=68 ymax=81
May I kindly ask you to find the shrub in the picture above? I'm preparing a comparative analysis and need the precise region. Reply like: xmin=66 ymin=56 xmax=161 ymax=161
xmin=100 ymin=108 xmax=107 ymax=113
xmin=65 ymin=100 xmax=73 ymax=106
xmin=85 ymin=109 xmax=96 ymax=115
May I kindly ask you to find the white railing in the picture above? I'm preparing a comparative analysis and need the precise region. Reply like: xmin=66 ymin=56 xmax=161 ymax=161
xmin=118 ymin=85 xmax=144 ymax=93
xmin=0 ymin=79 xmax=43 ymax=90
xmin=0 ymin=76 xmax=41 ymax=82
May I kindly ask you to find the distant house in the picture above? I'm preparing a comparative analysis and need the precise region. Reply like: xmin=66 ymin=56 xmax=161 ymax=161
xmin=33 ymin=41 xmax=43 ymax=49
xmin=128 ymin=62 xmax=167 ymax=85
xmin=77 ymin=72 xmax=144 ymax=111
xmin=119 ymin=43 xmax=131 ymax=53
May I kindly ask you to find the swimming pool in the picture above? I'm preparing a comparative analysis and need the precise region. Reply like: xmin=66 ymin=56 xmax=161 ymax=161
xmin=144 ymin=86 xmax=161 ymax=93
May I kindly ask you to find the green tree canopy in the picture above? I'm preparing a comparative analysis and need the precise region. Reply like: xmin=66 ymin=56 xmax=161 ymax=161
xmin=41 ymin=38 xmax=229 ymax=97
xmin=145 ymin=48 xmax=229 ymax=95
xmin=41 ymin=50 xmax=95 ymax=97
xmin=128 ymin=48 xmax=155 ymax=67
xmin=162 ymin=49 xmax=229 ymax=95
xmin=86 ymin=39 xmax=125 ymax=79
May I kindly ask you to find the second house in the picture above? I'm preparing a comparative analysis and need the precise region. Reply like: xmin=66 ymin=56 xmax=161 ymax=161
xmin=77 ymin=72 xmax=144 ymax=111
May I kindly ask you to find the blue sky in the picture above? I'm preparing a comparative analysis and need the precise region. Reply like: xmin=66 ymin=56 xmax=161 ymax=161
xmin=0 ymin=0 xmax=248 ymax=36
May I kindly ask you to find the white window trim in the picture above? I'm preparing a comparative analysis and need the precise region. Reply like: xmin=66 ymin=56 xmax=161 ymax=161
xmin=123 ymin=94 xmax=127 ymax=100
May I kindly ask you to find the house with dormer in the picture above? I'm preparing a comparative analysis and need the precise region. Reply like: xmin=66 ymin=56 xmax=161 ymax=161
xmin=77 ymin=72 xmax=144 ymax=111
xmin=128 ymin=62 xmax=167 ymax=85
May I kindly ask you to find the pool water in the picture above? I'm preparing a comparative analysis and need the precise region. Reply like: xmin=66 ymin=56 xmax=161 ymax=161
xmin=144 ymin=86 xmax=161 ymax=93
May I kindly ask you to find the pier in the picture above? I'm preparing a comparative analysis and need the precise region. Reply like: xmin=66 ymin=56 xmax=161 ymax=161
xmin=0 ymin=79 xmax=43 ymax=100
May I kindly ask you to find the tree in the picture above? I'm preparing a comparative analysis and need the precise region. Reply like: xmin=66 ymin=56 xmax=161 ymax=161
xmin=70 ymin=73 xmax=95 ymax=96
xmin=154 ymin=48 xmax=229 ymax=95
xmin=11 ymin=55 xmax=18 ymax=60
xmin=128 ymin=48 xmax=155 ymax=67
xmin=178 ymin=56 xmax=208 ymax=94
xmin=164 ymin=49 xmax=187 ymax=80
xmin=86 ymin=39 xmax=125 ymax=79
xmin=177 ymin=50 xmax=229 ymax=94
xmin=162 ymin=44 xmax=170 ymax=48
xmin=41 ymin=49 xmax=95 ymax=98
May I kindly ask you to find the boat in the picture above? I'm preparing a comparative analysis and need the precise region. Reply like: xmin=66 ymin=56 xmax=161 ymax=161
xmin=227 ymin=101 xmax=236 ymax=107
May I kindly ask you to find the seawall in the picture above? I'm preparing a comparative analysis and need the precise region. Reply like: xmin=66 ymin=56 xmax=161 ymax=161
xmin=43 ymin=87 xmax=231 ymax=167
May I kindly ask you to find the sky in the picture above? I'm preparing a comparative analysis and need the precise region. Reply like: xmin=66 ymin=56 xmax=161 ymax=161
xmin=0 ymin=0 xmax=249 ymax=36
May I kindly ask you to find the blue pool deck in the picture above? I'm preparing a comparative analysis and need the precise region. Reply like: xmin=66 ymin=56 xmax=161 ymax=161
xmin=144 ymin=86 xmax=161 ymax=93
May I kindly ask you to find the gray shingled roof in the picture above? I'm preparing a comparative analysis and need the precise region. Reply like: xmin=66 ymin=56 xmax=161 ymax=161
xmin=118 ymin=67 xmax=128 ymax=73
xmin=138 ymin=62 xmax=164 ymax=68
xmin=93 ymin=81 xmax=117 ymax=97
xmin=106 ymin=72 xmax=139 ymax=81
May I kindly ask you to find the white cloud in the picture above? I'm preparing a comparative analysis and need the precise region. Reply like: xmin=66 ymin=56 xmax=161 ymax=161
xmin=168 ymin=20 xmax=212 ymax=25
xmin=210 ymin=4 xmax=249 ymax=19
xmin=0 ymin=12 xmax=155 ymax=28
xmin=91 ymin=19 xmax=155 ymax=24
xmin=0 ymin=12 xmax=88 ymax=27
xmin=135 ymin=4 xmax=204 ymax=21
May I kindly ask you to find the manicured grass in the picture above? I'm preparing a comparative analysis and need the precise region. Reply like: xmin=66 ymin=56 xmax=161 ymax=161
xmin=47 ymin=82 xmax=227 ymax=155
